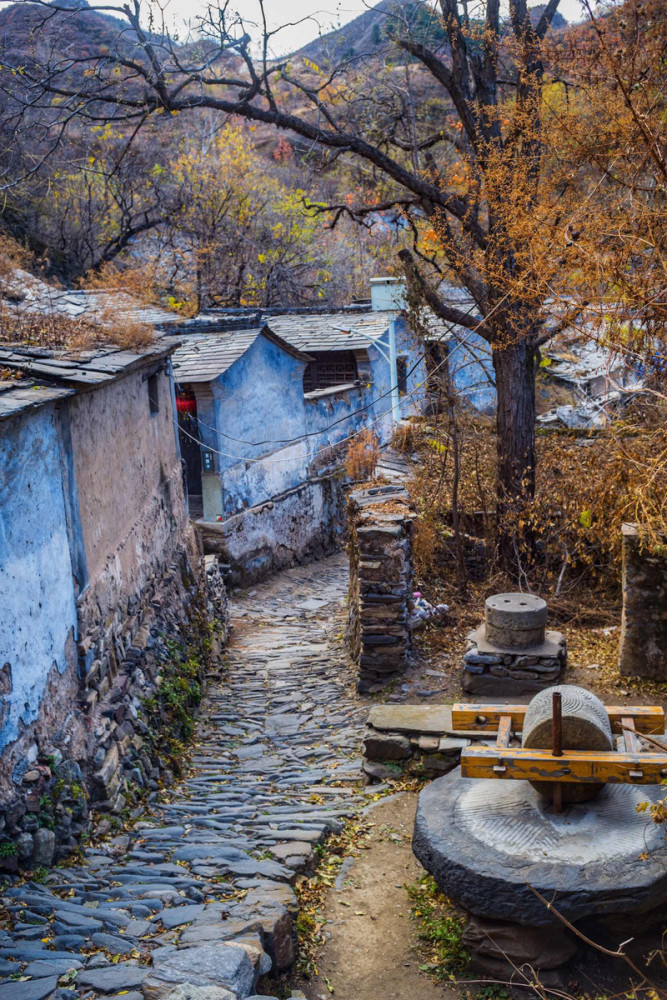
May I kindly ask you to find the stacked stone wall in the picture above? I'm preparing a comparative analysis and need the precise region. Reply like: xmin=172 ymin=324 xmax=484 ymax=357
xmin=197 ymin=475 xmax=346 ymax=586
xmin=620 ymin=523 xmax=667 ymax=680
xmin=346 ymin=485 xmax=414 ymax=693
xmin=0 ymin=536 xmax=228 ymax=871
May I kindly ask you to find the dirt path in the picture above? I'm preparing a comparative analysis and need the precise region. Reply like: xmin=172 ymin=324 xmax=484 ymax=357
xmin=296 ymin=793 xmax=455 ymax=1000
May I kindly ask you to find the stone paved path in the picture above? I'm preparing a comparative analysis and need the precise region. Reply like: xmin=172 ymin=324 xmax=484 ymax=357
xmin=0 ymin=554 xmax=370 ymax=1000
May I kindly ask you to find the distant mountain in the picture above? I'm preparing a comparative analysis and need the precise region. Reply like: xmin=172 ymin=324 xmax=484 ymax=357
xmin=0 ymin=1 xmax=137 ymax=73
xmin=529 ymin=4 xmax=569 ymax=31
xmin=293 ymin=0 xmax=568 ymax=65
xmin=294 ymin=0 xmax=442 ymax=65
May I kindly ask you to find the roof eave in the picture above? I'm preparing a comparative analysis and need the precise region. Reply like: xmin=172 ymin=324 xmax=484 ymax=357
xmin=260 ymin=323 xmax=314 ymax=363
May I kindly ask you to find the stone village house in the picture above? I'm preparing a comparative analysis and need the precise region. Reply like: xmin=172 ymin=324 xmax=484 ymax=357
xmin=0 ymin=272 xmax=662 ymax=868
xmin=172 ymin=279 xmax=451 ymax=581
xmin=0 ymin=323 xmax=226 ymax=866
xmin=0 ymin=275 xmax=449 ymax=861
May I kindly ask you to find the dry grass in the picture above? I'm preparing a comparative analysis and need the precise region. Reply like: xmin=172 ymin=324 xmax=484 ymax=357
xmin=0 ymin=247 xmax=157 ymax=352
xmin=345 ymin=428 xmax=380 ymax=481
xmin=0 ymin=301 xmax=154 ymax=352
xmin=391 ymin=420 xmax=422 ymax=453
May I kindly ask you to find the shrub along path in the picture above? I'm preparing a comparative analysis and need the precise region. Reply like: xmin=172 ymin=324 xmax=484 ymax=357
xmin=0 ymin=555 xmax=375 ymax=1000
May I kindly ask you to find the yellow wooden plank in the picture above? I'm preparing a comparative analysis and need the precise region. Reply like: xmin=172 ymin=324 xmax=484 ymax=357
xmin=496 ymin=715 xmax=512 ymax=750
xmin=461 ymin=745 xmax=667 ymax=784
xmin=452 ymin=702 xmax=664 ymax=735
xmin=622 ymin=716 xmax=640 ymax=753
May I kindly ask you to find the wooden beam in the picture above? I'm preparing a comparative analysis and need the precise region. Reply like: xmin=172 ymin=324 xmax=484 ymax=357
xmin=461 ymin=745 xmax=667 ymax=784
xmin=452 ymin=703 xmax=665 ymax=735
xmin=622 ymin=716 xmax=641 ymax=753
xmin=495 ymin=715 xmax=512 ymax=749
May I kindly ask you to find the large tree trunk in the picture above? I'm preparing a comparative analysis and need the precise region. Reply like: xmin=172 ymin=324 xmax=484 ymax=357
xmin=492 ymin=337 xmax=537 ymax=574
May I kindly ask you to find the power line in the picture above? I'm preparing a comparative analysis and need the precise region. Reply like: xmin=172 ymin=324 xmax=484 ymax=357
xmin=172 ymin=290 xmax=513 ymax=468
xmin=177 ymin=300 xmax=488 ymax=452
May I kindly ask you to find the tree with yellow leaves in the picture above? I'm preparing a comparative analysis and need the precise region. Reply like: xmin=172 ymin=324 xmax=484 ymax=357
xmin=163 ymin=122 xmax=329 ymax=311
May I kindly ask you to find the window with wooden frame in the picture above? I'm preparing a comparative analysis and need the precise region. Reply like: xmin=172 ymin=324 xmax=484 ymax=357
xmin=303 ymin=350 xmax=359 ymax=392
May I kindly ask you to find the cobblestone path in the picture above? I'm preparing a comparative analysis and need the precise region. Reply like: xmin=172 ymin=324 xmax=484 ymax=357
xmin=0 ymin=554 xmax=369 ymax=1000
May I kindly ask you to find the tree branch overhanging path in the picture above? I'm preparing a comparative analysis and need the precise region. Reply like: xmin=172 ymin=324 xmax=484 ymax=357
xmin=4 ymin=0 xmax=664 ymax=570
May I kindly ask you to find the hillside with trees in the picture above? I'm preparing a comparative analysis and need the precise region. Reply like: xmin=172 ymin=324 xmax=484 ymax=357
xmin=0 ymin=0 xmax=664 ymax=581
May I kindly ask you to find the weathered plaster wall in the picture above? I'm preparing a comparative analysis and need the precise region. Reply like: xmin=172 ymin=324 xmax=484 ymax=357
xmin=197 ymin=475 xmax=345 ymax=585
xmin=69 ymin=365 xmax=186 ymax=627
xmin=305 ymin=382 xmax=376 ymax=453
xmin=395 ymin=317 xmax=430 ymax=419
xmin=0 ymin=360 xmax=226 ymax=867
xmin=213 ymin=336 xmax=309 ymax=518
xmin=449 ymin=330 xmax=495 ymax=413
xmin=0 ymin=406 xmax=78 ymax=757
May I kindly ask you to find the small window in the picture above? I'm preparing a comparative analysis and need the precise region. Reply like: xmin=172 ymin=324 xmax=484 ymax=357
xmin=304 ymin=351 xmax=359 ymax=392
xmin=396 ymin=356 xmax=408 ymax=396
xmin=147 ymin=373 xmax=159 ymax=415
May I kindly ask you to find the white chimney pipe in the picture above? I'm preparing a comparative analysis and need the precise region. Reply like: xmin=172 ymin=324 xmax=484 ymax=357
xmin=370 ymin=277 xmax=407 ymax=312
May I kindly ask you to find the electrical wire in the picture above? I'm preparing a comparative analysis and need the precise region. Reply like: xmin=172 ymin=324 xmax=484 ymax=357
xmin=172 ymin=290 xmax=512 ymax=468
xmin=176 ymin=297 xmax=492 ymax=452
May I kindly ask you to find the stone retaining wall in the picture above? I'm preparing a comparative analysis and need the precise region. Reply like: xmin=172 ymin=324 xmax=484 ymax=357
xmin=620 ymin=523 xmax=667 ymax=680
xmin=0 ymin=538 xmax=228 ymax=871
xmin=346 ymin=485 xmax=414 ymax=693
xmin=197 ymin=475 xmax=346 ymax=586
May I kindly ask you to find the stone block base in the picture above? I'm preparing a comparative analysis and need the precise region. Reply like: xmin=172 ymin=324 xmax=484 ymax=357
xmin=462 ymin=627 xmax=566 ymax=695
xmin=362 ymin=704 xmax=471 ymax=781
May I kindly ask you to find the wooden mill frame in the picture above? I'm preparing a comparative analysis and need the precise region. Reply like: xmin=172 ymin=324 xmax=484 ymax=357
xmin=452 ymin=703 xmax=667 ymax=786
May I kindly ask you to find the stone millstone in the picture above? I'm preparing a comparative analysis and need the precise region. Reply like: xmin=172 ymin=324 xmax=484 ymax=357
xmin=485 ymin=593 xmax=547 ymax=648
xmin=522 ymin=684 xmax=612 ymax=803
xmin=413 ymin=771 xmax=667 ymax=926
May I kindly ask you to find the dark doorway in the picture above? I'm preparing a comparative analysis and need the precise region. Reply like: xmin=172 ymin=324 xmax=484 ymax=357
xmin=176 ymin=388 xmax=203 ymax=516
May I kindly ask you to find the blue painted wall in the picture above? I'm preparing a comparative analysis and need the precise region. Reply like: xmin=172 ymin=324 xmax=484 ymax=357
xmin=0 ymin=407 xmax=78 ymax=752
xmin=448 ymin=330 xmax=496 ymax=413
xmin=394 ymin=316 xmax=430 ymax=418
xmin=194 ymin=317 xmax=431 ymax=520
xmin=207 ymin=333 xmax=309 ymax=518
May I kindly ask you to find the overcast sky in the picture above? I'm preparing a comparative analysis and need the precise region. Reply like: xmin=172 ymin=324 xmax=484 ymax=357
xmin=163 ymin=0 xmax=589 ymax=55
xmin=2 ymin=0 xmax=590 ymax=55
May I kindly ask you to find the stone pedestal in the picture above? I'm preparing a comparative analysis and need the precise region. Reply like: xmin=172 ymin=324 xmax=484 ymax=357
xmin=362 ymin=705 xmax=470 ymax=781
xmin=346 ymin=485 xmax=414 ymax=693
xmin=619 ymin=523 xmax=667 ymax=680
xmin=463 ymin=592 xmax=566 ymax=694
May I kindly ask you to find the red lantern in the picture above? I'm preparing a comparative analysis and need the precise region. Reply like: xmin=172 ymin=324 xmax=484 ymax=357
xmin=176 ymin=394 xmax=197 ymax=415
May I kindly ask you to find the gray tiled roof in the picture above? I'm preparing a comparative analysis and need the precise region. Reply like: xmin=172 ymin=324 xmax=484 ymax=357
xmin=3 ymin=268 xmax=179 ymax=329
xmin=267 ymin=312 xmax=394 ymax=352
xmin=172 ymin=325 xmax=313 ymax=383
xmin=0 ymin=342 xmax=175 ymax=389
xmin=172 ymin=329 xmax=261 ymax=383
xmin=0 ymin=378 xmax=74 ymax=421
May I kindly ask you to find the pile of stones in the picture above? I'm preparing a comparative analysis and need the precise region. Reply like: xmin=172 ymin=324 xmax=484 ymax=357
xmin=463 ymin=593 xmax=566 ymax=695
xmin=346 ymin=485 xmax=414 ymax=693
xmin=362 ymin=704 xmax=472 ymax=782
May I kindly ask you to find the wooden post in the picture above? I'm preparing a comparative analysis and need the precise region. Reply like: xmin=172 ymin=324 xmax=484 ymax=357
xmin=552 ymin=691 xmax=563 ymax=813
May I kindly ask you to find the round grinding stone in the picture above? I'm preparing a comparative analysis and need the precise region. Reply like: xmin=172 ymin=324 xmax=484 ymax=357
xmin=485 ymin=593 xmax=547 ymax=648
xmin=522 ymin=684 xmax=613 ymax=803
xmin=413 ymin=771 xmax=667 ymax=926
xmin=485 ymin=593 xmax=548 ymax=630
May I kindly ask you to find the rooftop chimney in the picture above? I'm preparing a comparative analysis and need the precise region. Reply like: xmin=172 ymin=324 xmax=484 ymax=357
xmin=370 ymin=277 xmax=406 ymax=312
